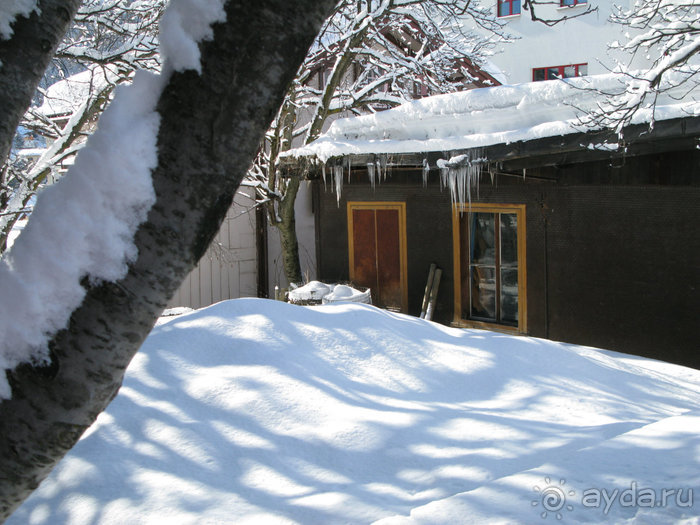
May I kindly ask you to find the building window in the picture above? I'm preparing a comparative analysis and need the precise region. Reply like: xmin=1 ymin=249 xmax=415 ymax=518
xmin=452 ymin=203 xmax=527 ymax=332
xmin=412 ymin=80 xmax=428 ymax=99
xmin=533 ymin=63 xmax=587 ymax=81
xmin=498 ymin=0 xmax=521 ymax=17
xmin=560 ymin=0 xmax=587 ymax=6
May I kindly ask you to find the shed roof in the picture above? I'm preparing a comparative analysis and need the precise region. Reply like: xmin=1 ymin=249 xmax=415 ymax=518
xmin=283 ymin=73 xmax=700 ymax=170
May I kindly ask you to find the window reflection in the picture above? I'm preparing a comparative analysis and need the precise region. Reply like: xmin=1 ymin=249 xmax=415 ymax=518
xmin=463 ymin=211 xmax=519 ymax=326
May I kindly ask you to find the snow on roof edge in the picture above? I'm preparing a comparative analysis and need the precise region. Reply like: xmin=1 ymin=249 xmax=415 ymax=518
xmin=284 ymin=73 xmax=700 ymax=164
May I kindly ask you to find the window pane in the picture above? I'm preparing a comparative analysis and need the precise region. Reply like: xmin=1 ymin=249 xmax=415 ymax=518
xmin=498 ymin=2 xmax=509 ymax=16
xmin=513 ymin=0 xmax=521 ymax=14
xmin=547 ymin=67 xmax=560 ymax=80
xmin=533 ymin=69 xmax=545 ymax=81
xmin=563 ymin=66 xmax=576 ymax=78
xmin=561 ymin=0 xmax=575 ymax=6
xmin=500 ymin=269 xmax=519 ymax=324
xmin=500 ymin=213 xmax=518 ymax=268
xmin=578 ymin=64 xmax=588 ymax=76
xmin=470 ymin=266 xmax=496 ymax=320
xmin=470 ymin=213 xmax=495 ymax=265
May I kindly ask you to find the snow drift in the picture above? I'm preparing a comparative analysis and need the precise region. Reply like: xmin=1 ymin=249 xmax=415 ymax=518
xmin=8 ymin=299 xmax=700 ymax=524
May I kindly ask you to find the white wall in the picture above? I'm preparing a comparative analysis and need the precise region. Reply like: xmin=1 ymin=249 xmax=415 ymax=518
xmin=168 ymin=187 xmax=258 ymax=309
xmin=475 ymin=1 xmax=644 ymax=85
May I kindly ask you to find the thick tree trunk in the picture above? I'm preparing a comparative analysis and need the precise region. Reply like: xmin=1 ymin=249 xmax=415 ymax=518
xmin=0 ymin=0 xmax=82 ymax=169
xmin=0 ymin=0 xmax=336 ymax=519
xmin=275 ymin=175 xmax=303 ymax=285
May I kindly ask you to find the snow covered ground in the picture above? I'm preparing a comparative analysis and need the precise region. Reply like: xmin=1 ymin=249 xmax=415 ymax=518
xmin=8 ymin=298 xmax=700 ymax=524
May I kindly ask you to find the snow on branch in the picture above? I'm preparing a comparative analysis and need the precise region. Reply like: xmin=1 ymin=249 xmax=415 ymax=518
xmin=159 ymin=0 xmax=226 ymax=73
xmin=0 ymin=0 xmax=231 ymax=398
xmin=56 ymin=0 xmax=165 ymax=73
xmin=0 ymin=71 xmax=161 ymax=399
xmin=0 ymin=0 xmax=38 ymax=40
xmin=580 ymin=0 xmax=700 ymax=135
xmin=2 ymin=0 xmax=167 ymax=251
xmin=523 ymin=0 xmax=598 ymax=27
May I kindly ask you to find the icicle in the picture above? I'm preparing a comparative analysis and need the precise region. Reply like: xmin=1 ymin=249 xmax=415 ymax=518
xmin=347 ymin=157 xmax=352 ymax=183
xmin=380 ymin=155 xmax=388 ymax=181
xmin=367 ymin=162 xmax=376 ymax=189
xmin=376 ymin=159 xmax=382 ymax=183
xmin=322 ymin=163 xmax=327 ymax=190
xmin=457 ymin=166 xmax=466 ymax=206
xmin=438 ymin=159 xmax=448 ymax=192
xmin=475 ymin=166 xmax=481 ymax=201
xmin=333 ymin=164 xmax=343 ymax=207
xmin=422 ymin=158 xmax=429 ymax=187
xmin=436 ymin=149 xmax=486 ymax=208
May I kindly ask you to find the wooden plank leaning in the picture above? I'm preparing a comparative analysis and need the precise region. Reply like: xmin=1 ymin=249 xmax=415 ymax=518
xmin=425 ymin=267 xmax=442 ymax=321
xmin=420 ymin=263 xmax=437 ymax=319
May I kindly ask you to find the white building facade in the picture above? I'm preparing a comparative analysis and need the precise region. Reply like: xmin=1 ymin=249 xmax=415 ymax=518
xmin=478 ymin=1 xmax=643 ymax=85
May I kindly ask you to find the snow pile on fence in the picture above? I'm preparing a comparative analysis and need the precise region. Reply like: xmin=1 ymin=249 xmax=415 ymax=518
xmin=285 ymin=73 xmax=700 ymax=163
xmin=7 ymin=298 xmax=700 ymax=524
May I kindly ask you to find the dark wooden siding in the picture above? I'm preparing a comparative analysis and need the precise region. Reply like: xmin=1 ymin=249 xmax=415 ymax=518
xmin=314 ymin=148 xmax=700 ymax=368
xmin=315 ymin=173 xmax=455 ymax=322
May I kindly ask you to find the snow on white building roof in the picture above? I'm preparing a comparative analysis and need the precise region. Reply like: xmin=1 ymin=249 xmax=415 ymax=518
xmin=36 ymin=66 xmax=120 ymax=117
xmin=284 ymin=73 xmax=700 ymax=164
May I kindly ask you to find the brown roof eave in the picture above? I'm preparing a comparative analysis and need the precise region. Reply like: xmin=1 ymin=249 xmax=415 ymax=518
xmin=280 ymin=116 xmax=700 ymax=176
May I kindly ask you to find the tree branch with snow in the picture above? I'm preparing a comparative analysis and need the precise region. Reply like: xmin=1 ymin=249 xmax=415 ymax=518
xmin=522 ymin=0 xmax=597 ymax=26
xmin=580 ymin=0 xmax=700 ymax=135
xmin=1 ymin=0 xmax=165 ymax=253
xmin=249 ymin=0 xmax=510 ymax=285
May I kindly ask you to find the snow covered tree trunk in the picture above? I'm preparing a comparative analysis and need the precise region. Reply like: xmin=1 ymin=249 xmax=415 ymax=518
xmin=0 ymin=0 xmax=82 ymax=171
xmin=0 ymin=0 xmax=336 ymax=519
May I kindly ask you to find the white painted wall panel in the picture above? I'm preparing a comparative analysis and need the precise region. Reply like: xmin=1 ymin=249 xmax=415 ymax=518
xmin=168 ymin=187 xmax=258 ymax=309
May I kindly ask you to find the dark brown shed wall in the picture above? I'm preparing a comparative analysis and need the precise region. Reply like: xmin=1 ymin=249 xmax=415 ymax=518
xmin=313 ymin=149 xmax=700 ymax=368
xmin=314 ymin=174 xmax=456 ymax=323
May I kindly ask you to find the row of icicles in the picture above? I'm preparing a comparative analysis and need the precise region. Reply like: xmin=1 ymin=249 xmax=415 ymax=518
xmin=320 ymin=149 xmax=489 ymax=207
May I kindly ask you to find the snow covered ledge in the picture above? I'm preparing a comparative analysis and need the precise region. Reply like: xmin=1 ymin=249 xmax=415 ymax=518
xmin=0 ymin=0 xmax=226 ymax=399
xmin=282 ymin=73 xmax=700 ymax=205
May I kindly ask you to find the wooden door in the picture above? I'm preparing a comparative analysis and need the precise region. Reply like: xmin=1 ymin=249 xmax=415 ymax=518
xmin=347 ymin=202 xmax=407 ymax=312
